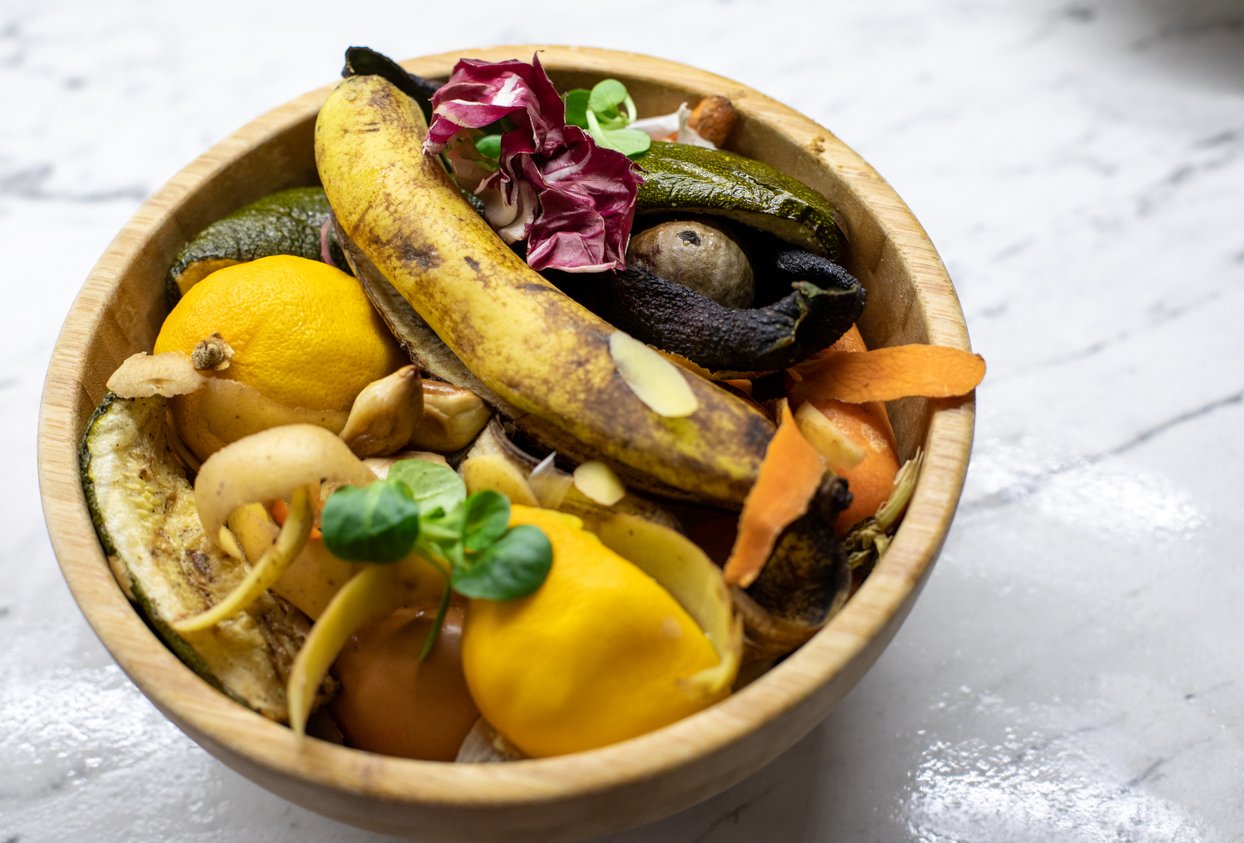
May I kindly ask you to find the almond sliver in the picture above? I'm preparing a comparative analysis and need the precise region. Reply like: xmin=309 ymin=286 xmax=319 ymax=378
xmin=609 ymin=331 xmax=699 ymax=418
xmin=573 ymin=460 xmax=626 ymax=506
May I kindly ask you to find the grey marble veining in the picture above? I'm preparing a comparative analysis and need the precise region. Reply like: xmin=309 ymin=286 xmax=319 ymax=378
xmin=6 ymin=0 xmax=1244 ymax=840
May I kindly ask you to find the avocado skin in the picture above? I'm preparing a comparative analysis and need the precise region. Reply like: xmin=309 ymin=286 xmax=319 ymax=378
xmin=564 ymin=249 xmax=865 ymax=377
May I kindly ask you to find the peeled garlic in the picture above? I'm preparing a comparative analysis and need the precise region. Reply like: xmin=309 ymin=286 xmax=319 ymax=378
xmin=411 ymin=380 xmax=492 ymax=452
xmin=339 ymin=365 xmax=424 ymax=458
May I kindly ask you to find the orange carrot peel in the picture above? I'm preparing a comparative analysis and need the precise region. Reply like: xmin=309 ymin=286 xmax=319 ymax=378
xmin=792 ymin=344 xmax=985 ymax=404
xmin=273 ymin=497 xmax=323 ymax=540
xmin=722 ymin=403 xmax=825 ymax=588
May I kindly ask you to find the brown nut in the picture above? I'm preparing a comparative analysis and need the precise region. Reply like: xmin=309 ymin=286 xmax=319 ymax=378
xmin=688 ymin=96 xmax=738 ymax=147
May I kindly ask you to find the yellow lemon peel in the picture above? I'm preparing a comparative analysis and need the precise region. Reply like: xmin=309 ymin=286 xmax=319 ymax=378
xmin=461 ymin=506 xmax=727 ymax=758
xmin=153 ymin=255 xmax=406 ymax=460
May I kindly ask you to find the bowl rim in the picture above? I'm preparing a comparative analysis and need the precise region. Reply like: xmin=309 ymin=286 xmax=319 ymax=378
xmin=38 ymin=44 xmax=974 ymax=817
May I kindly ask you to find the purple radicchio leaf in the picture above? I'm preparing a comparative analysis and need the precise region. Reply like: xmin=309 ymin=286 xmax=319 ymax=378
xmin=520 ymin=126 xmax=641 ymax=273
xmin=423 ymin=56 xmax=566 ymax=156
xmin=422 ymin=54 xmax=642 ymax=273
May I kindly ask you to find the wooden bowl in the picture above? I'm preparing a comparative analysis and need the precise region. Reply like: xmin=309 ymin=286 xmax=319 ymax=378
xmin=38 ymin=46 xmax=974 ymax=842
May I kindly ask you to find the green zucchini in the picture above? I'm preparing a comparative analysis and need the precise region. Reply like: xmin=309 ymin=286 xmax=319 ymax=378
xmin=80 ymin=394 xmax=317 ymax=722
xmin=636 ymin=141 xmax=846 ymax=260
xmin=166 ymin=186 xmax=338 ymax=301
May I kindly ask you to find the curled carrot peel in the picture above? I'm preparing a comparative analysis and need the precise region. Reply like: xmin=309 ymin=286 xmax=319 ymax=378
xmin=788 ymin=326 xmax=901 ymax=536
xmin=723 ymin=403 xmax=825 ymax=589
xmin=793 ymin=344 xmax=985 ymax=404
xmin=272 ymin=497 xmax=323 ymax=540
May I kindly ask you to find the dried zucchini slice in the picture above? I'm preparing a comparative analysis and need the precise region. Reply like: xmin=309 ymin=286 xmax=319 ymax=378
xmin=80 ymin=394 xmax=318 ymax=722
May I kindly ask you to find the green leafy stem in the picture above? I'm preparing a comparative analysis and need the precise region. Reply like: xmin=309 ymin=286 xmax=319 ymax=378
xmin=473 ymin=77 xmax=651 ymax=165
xmin=564 ymin=78 xmax=652 ymax=159
xmin=319 ymin=459 xmax=553 ymax=658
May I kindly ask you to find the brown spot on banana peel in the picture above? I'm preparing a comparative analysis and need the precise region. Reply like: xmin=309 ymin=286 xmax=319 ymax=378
xmin=340 ymin=216 xmax=746 ymax=503
xmin=400 ymin=243 xmax=440 ymax=271
xmin=317 ymin=75 xmax=774 ymax=506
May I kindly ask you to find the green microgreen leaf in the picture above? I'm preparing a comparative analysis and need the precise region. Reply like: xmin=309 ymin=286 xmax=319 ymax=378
xmin=565 ymin=79 xmax=650 ymax=159
xmin=563 ymin=89 xmax=590 ymax=128
xmin=459 ymin=490 xmax=511 ymax=553
xmin=474 ymin=133 xmax=502 ymax=164
xmin=588 ymin=79 xmax=629 ymax=119
xmin=320 ymin=482 xmax=420 ymax=563
xmin=622 ymin=94 xmax=637 ymax=125
xmin=603 ymin=128 xmax=651 ymax=159
xmin=584 ymin=110 xmax=651 ymax=159
xmin=320 ymin=465 xmax=553 ymax=636
xmin=452 ymin=524 xmax=553 ymax=600
xmin=388 ymin=460 xmax=466 ymax=517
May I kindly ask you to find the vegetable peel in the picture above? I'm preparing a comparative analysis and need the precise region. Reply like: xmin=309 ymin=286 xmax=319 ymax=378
xmin=794 ymin=344 xmax=985 ymax=404
xmin=723 ymin=404 xmax=825 ymax=588
xmin=173 ymin=486 xmax=314 ymax=634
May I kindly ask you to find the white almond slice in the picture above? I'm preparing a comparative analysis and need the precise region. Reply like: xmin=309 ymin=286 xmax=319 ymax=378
xmin=572 ymin=460 xmax=626 ymax=507
xmin=793 ymin=401 xmax=866 ymax=473
xmin=608 ymin=331 xmax=698 ymax=418
xmin=105 ymin=352 xmax=206 ymax=398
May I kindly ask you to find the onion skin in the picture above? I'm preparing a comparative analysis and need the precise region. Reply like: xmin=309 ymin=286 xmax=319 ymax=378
xmin=330 ymin=605 xmax=478 ymax=761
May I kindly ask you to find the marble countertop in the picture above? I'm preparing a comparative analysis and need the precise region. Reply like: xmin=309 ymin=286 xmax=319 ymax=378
xmin=5 ymin=0 xmax=1243 ymax=840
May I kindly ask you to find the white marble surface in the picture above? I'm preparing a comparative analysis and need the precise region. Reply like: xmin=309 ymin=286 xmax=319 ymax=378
xmin=6 ymin=0 xmax=1244 ymax=840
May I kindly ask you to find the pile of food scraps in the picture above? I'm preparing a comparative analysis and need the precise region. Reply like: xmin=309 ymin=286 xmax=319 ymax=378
xmin=80 ymin=47 xmax=984 ymax=761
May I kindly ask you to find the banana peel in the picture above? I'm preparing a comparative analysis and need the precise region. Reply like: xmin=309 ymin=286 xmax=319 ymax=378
xmin=316 ymin=75 xmax=774 ymax=507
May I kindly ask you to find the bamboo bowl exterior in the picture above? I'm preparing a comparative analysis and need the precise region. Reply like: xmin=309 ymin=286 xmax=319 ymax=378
xmin=38 ymin=46 xmax=975 ymax=842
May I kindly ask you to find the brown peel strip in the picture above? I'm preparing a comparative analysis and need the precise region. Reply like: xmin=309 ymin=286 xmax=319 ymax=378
xmin=795 ymin=345 xmax=985 ymax=404
xmin=722 ymin=403 xmax=825 ymax=588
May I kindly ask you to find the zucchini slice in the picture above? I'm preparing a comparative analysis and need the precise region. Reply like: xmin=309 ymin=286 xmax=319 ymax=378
xmin=80 ymin=394 xmax=317 ymax=722
xmin=166 ymin=186 xmax=339 ymax=301
xmin=636 ymin=141 xmax=847 ymax=260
